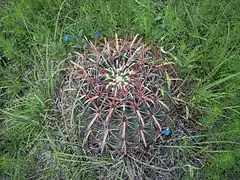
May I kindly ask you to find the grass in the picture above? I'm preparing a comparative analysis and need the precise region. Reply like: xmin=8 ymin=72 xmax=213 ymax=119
xmin=1 ymin=0 xmax=240 ymax=179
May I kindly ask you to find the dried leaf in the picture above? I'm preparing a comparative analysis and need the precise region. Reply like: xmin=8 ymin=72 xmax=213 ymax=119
xmin=129 ymin=34 xmax=139 ymax=49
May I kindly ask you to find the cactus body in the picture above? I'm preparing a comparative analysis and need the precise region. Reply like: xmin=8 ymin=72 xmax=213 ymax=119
xmin=60 ymin=35 xmax=181 ymax=154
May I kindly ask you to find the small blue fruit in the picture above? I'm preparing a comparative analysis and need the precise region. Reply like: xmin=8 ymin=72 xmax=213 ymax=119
xmin=64 ymin=34 xmax=70 ymax=42
xmin=94 ymin=31 xmax=100 ymax=38
xmin=162 ymin=128 xmax=172 ymax=136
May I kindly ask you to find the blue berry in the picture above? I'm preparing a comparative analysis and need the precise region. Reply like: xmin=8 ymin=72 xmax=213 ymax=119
xmin=162 ymin=128 xmax=172 ymax=136
xmin=63 ymin=34 xmax=70 ymax=42
xmin=94 ymin=31 xmax=100 ymax=38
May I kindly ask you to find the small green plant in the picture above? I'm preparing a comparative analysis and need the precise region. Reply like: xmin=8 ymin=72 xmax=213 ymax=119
xmin=59 ymin=34 xmax=185 ymax=155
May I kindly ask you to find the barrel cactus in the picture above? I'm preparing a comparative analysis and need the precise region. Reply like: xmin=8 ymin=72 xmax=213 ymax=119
xmin=59 ymin=34 xmax=183 ymax=155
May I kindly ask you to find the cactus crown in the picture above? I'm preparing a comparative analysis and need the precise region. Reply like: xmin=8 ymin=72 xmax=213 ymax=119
xmin=60 ymin=34 xmax=182 ymax=155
